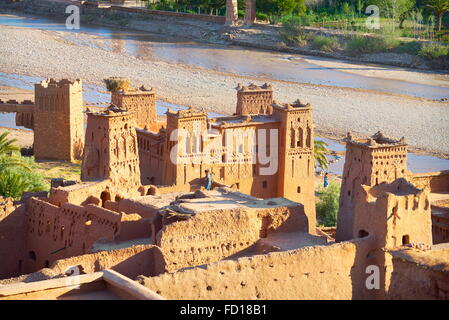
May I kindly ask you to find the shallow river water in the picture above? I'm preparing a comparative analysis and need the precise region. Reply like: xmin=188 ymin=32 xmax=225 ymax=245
xmin=0 ymin=13 xmax=448 ymax=100
xmin=0 ymin=13 xmax=447 ymax=174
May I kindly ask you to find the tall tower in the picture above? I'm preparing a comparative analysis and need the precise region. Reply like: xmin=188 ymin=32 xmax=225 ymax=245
xmin=34 ymin=79 xmax=84 ymax=161
xmin=81 ymin=107 xmax=141 ymax=187
xmin=236 ymin=83 xmax=273 ymax=116
xmin=111 ymin=86 xmax=157 ymax=129
xmin=273 ymin=100 xmax=316 ymax=233
xmin=336 ymin=131 xmax=408 ymax=242
xmin=162 ymin=107 xmax=208 ymax=186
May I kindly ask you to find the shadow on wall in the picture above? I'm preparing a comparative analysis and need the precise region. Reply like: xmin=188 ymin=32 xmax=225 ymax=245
xmin=0 ymin=205 xmax=28 ymax=280
xmin=386 ymin=251 xmax=449 ymax=300
xmin=103 ymin=247 xmax=166 ymax=279
xmin=350 ymin=233 xmax=386 ymax=300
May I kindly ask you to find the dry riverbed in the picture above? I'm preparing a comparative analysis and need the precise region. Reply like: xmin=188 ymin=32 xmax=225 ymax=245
xmin=0 ymin=25 xmax=448 ymax=157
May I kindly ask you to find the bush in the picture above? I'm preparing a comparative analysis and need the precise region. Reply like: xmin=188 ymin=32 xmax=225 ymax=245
xmin=256 ymin=12 xmax=269 ymax=21
xmin=280 ymin=16 xmax=310 ymax=46
xmin=345 ymin=35 xmax=399 ymax=54
xmin=316 ymin=181 xmax=340 ymax=227
xmin=147 ymin=0 xmax=175 ymax=11
xmin=103 ymin=77 xmax=131 ymax=92
xmin=311 ymin=35 xmax=340 ymax=52
xmin=394 ymin=41 xmax=421 ymax=55
xmin=418 ymin=43 xmax=449 ymax=69
xmin=280 ymin=14 xmax=313 ymax=26
xmin=0 ymin=157 xmax=47 ymax=200
xmin=418 ymin=43 xmax=449 ymax=59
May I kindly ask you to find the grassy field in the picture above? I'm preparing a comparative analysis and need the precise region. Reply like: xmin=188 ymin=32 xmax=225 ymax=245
xmin=34 ymin=160 xmax=81 ymax=189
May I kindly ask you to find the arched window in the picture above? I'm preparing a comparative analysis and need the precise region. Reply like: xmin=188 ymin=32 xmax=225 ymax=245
xmin=358 ymin=230 xmax=369 ymax=238
xmin=402 ymin=235 xmax=410 ymax=245
xmin=28 ymin=251 xmax=37 ymax=262
xmin=297 ymin=127 xmax=303 ymax=148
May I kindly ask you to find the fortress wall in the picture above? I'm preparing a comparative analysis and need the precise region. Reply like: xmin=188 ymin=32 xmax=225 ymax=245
xmin=103 ymin=4 xmax=226 ymax=23
xmin=0 ymin=200 xmax=28 ymax=279
xmin=1 ymin=0 xmax=226 ymax=25
xmin=49 ymin=244 xmax=166 ymax=280
xmin=158 ymin=208 xmax=263 ymax=272
xmin=137 ymin=130 xmax=164 ymax=186
xmin=140 ymin=236 xmax=377 ymax=300
xmin=157 ymin=203 xmax=311 ymax=272
xmin=409 ymin=170 xmax=449 ymax=193
xmin=25 ymin=198 xmax=122 ymax=274
xmin=386 ymin=249 xmax=449 ymax=300
xmin=49 ymin=180 xmax=141 ymax=207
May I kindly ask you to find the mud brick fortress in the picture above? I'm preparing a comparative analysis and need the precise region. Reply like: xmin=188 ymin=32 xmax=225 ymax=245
xmin=0 ymin=79 xmax=84 ymax=161
xmin=0 ymin=79 xmax=448 ymax=300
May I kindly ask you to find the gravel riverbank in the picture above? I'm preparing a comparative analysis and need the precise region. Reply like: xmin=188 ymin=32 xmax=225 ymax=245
xmin=0 ymin=25 xmax=448 ymax=157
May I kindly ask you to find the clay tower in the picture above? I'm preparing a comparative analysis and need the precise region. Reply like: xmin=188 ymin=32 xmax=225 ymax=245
xmin=33 ymin=79 xmax=84 ymax=161
xmin=81 ymin=107 xmax=141 ymax=187
xmin=162 ymin=107 xmax=208 ymax=186
xmin=336 ymin=131 xmax=408 ymax=241
xmin=111 ymin=86 xmax=157 ymax=129
xmin=272 ymin=100 xmax=316 ymax=233
xmin=236 ymin=83 xmax=273 ymax=116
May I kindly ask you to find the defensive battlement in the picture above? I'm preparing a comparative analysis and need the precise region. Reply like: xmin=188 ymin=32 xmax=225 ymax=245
xmin=166 ymin=106 xmax=207 ymax=119
xmin=364 ymin=178 xmax=423 ymax=200
xmin=212 ymin=114 xmax=278 ymax=128
xmin=113 ymin=85 xmax=155 ymax=96
xmin=272 ymin=99 xmax=311 ymax=111
xmin=87 ymin=105 xmax=129 ymax=118
xmin=236 ymin=82 xmax=272 ymax=92
xmin=0 ymin=99 xmax=34 ymax=105
xmin=345 ymin=131 xmax=407 ymax=149
xmin=35 ymin=78 xmax=82 ymax=90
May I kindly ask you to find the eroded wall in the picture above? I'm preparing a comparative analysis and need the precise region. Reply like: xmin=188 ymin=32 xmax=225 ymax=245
xmin=49 ymin=244 xmax=166 ymax=280
xmin=386 ymin=249 xmax=449 ymax=299
xmin=140 ymin=237 xmax=377 ymax=300
xmin=0 ymin=199 xmax=28 ymax=279
xmin=157 ymin=201 xmax=310 ymax=272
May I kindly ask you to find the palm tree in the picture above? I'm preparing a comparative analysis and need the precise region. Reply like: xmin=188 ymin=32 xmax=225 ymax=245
xmin=426 ymin=0 xmax=449 ymax=31
xmin=0 ymin=170 xmax=34 ymax=199
xmin=0 ymin=131 xmax=19 ymax=155
xmin=314 ymin=139 xmax=330 ymax=170
xmin=0 ymin=131 xmax=30 ymax=171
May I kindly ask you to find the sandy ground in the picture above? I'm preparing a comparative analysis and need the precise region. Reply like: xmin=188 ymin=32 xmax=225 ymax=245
xmin=0 ymin=127 xmax=33 ymax=148
xmin=301 ymin=56 xmax=449 ymax=89
xmin=0 ymin=25 xmax=448 ymax=157
xmin=0 ymin=85 xmax=33 ymax=102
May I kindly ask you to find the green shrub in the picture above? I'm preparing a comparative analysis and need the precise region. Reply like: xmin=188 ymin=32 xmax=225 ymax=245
xmin=280 ymin=14 xmax=313 ymax=26
xmin=103 ymin=77 xmax=131 ymax=92
xmin=280 ymin=16 xmax=310 ymax=46
xmin=418 ymin=43 xmax=449 ymax=69
xmin=147 ymin=0 xmax=175 ymax=11
xmin=418 ymin=43 xmax=449 ymax=59
xmin=0 ymin=157 xmax=47 ymax=200
xmin=345 ymin=35 xmax=400 ymax=54
xmin=316 ymin=181 xmax=340 ymax=227
xmin=256 ymin=12 xmax=269 ymax=21
xmin=311 ymin=35 xmax=340 ymax=52
xmin=394 ymin=41 xmax=422 ymax=55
